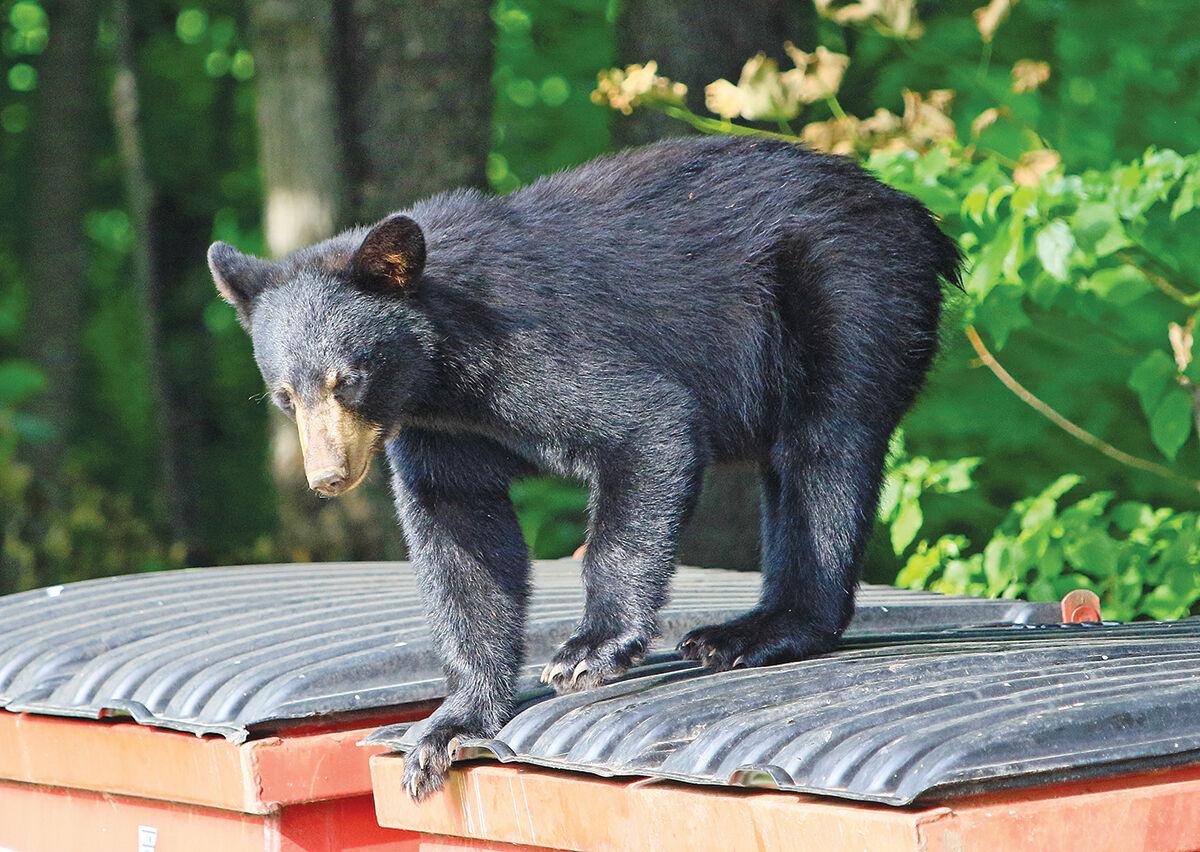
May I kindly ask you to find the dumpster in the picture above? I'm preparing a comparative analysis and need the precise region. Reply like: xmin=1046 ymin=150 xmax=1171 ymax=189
xmin=0 ymin=559 xmax=1059 ymax=850
xmin=369 ymin=618 xmax=1200 ymax=851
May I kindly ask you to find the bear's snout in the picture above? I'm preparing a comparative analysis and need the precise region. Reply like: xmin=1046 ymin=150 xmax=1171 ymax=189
xmin=308 ymin=466 xmax=349 ymax=496
xmin=293 ymin=393 xmax=382 ymax=498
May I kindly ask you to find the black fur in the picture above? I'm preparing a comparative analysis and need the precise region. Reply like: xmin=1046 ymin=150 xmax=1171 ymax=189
xmin=208 ymin=135 xmax=961 ymax=800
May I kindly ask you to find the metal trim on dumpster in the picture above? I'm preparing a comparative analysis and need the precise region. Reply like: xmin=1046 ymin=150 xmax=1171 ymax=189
xmin=370 ymin=755 xmax=1200 ymax=852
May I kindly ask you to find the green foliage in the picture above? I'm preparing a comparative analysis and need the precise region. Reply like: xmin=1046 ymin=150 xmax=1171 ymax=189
xmin=896 ymin=475 xmax=1200 ymax=621
xmin=511 ymin=477 xmax=589 ymax=559
xmin=870 ymin=117 xmax=1200 ymax=620
xmin=0 ymin=312 xmax=183 ymax=594
xmin=871 ymin=144 xmax=1200 ymax=468
xmin=878 ymin=434 xmax=979 ymax=555
xmin=489 ymin=0 xmax=616 ymax=192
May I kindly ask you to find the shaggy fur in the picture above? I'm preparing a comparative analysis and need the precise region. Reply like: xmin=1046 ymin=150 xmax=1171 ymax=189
xmin=208 ymin=135 xmax=962 ymax=800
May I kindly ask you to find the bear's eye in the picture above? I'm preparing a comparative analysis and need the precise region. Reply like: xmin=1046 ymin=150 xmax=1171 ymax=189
xmin=326 ymin=369 xmax=360 ymax=392
xmin=329 ymin=370 xmax=365 ymax=406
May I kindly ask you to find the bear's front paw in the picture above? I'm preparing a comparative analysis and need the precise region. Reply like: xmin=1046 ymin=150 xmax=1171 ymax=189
xmin=677 ymin=610 xmax=839 ymax=671
xmin=403 ymin=723 xmax=469 ymax=802
xmin=540 ymin=630 xmax=649 ymax=694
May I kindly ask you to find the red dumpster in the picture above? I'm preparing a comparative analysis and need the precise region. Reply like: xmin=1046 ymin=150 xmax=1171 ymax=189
xmin=0 ymin=561 xmax=1059 ymax=849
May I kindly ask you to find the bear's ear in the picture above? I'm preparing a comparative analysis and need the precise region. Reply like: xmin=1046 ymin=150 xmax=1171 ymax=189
xmin=207 ymin=242 xmax=278 ymax=326
xmin=350 ymin=214 xmax=426 ymax=290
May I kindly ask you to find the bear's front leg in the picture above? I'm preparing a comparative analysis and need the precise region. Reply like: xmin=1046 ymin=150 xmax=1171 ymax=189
xmin=543 ymin=438 xmax=702 ymax=693
xmin=387 ymin=430 xmax=532 ymax=801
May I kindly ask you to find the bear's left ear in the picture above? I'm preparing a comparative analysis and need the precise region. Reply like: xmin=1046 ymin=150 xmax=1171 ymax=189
xmin=351 ymin=214 xmax=426 ymax=290
xmin=208 ymin=242 xmax=279 ymax=327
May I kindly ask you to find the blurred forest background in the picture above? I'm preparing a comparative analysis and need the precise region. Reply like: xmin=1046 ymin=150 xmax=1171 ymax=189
xmin=1 ymin=0 xmax=1198 ymax=618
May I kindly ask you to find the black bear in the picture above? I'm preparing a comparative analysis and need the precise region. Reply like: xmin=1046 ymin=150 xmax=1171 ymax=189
xmin=208 ymin=135 xmax=961 ymax=800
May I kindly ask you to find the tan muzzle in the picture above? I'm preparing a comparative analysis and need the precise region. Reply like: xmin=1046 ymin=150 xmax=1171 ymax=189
xmin=294 ymin=394 xmax=382 ymax=497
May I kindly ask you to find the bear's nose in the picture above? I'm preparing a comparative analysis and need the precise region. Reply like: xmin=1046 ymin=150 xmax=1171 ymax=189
xmin=308 ymin=468 xmax=348 ymax=495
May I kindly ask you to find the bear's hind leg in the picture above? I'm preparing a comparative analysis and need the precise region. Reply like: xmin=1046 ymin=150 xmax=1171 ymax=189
xmin=678 ymin=414 xmax=888 ymax=670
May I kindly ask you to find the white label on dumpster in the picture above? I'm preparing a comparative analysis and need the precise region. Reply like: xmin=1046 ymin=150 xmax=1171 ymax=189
xmin=137 ymin=825 xmax=157 ymax=852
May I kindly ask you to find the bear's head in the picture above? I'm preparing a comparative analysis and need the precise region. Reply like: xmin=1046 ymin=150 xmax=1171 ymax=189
xmin=207 ymin=214 xmax=433 ymax=497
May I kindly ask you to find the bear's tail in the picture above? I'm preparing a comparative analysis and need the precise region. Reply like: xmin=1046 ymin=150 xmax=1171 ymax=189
xmin=931 ymin=222 xmax=965 ymax=291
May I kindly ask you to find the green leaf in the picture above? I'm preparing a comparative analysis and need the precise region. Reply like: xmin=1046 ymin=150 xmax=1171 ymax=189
xmin=896 ymin=536 xmax=967 ymax=589
xmin=1171 ymin=170 xmax=1199 ymax=221
xmin=973 ymin=285 xmax=1028 ymax=349
xmin=1110 ymin=501 xmax=1155 ymax=532
xmin=890 ymin=498 xmax=923 ymax=555
xmin=986 ymin=185 xmax=1014 ymax=219
xmin=1063 ymin=530 xmax=1119 ymax=578
xmin=937 ymin=457 xmax=981 ymax=493
xmin=1034 ymin=219 xmax=1075 ymax=281
xmin=962 ymin=184 xmax=989 ymax=225
xmin=1081 ymin=265 xmax=1153 ymax=306
xmin=1010 ymin=186 xmax=1038 ymax=218
xmin=877 ymin=472 xmax=901 ymax=521
xmin=914 ymin=147 xmax=951 ymax=184
xmin=1019 ymin=475 xmax=1083 ymax=531
xmin=965 ymin=232 xmax=1010 ymax=300
xmin=1001 ymin=217 xmax=1027 ymax=282
xmin=1149 ymin=387 xmax=1194 ymax=460
xmin=1042 ymin=474 xmax=1085 ymax=501
xmin=1071 ymin=202 xmax=1130 ymax=257
xmin=1141 ymin=585 xmax=1191 ymax=621
xmin=982 ymin=537 xmax=1019 ymax=595
xmin=1129 ymin=350 xmax=1177 ymax=418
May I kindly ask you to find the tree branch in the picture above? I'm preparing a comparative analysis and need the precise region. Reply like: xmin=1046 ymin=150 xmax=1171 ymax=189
xmin=964 ymin=325 xmax=1200 ymax=493
xmin=1116 ymin=251 xmax=1200 ymax=307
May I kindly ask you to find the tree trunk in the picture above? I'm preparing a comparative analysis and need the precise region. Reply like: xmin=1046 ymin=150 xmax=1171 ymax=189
xmin=110 ymin=0 xmax=194 ymax=551
xmin=247 ymin=0 xmax=496 ymax=562
xmin=616 ymin=0 xmax=816 ymax=570
xmin=251 ymin=0 xmax=346 ymax=255
xmin=250 ymin=0 xmax=391 ymax=561
xmin=335 ymin=0 xmax=496 ymax=217
xmin=22 ymin=0 xmax=97 ymax=477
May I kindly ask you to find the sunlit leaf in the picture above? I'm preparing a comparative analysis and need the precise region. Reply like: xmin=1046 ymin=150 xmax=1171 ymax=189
xmin=973 ymin=0 xmax=1018 ymax=43
xmin=1171 ymin=170 xmax=1199 ymax=221
xmin=891 ymin=498 xmax=923 ymax=554
xmin=962 ymin=183 xmax=990 ymax=224
xmin=1011 ymin=59 xmax=1050 ymax=94
xmin=1013 ymin=148 xmax=1060 ymax=186
xmin=1064 ymin=530 xmax=1119 ymax=578
xmin=1035 ymin=219 xmax=1074 ymax=280
xmin=1071 ymin=202 xmax=1130 ymax=257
